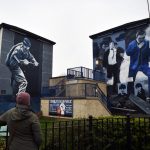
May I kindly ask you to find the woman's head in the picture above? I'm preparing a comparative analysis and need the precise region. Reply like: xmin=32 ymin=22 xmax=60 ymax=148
xmin=16 ymin=92 xmax=30 ymax=106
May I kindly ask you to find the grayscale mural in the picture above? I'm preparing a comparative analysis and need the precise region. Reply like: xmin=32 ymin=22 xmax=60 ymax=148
xmin=5 ymin=37 xmax=39 ymax=96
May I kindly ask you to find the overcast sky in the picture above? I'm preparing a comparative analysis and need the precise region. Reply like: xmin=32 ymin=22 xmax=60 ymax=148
xmin=0 ymin=0 xmax=149 ymax=76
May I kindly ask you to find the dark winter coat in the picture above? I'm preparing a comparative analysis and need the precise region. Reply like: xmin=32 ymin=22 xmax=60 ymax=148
xmin=0 ymin=105 xmax=42 ymax=150
xmin=137 ymin=88 xmax=146 ymax=101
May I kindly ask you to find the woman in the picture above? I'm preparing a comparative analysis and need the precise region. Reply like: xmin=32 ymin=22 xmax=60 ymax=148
xmin=0 ymin=92 xmax=42 ymax=150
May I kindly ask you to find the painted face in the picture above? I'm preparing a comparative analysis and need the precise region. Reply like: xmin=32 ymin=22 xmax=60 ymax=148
xmin=136 ymin=35 xmax=145 ymax=44
xmin=23 ymin=44 xmax=30 ymax=51
xmin=120 ymin=88 xmax=125 ymax=94
xmin=109 ymin=42 xmax=115 ymax=49
xmin=137 ymin=87 xmax=142 ymax=92
xmin=102 ymin=44 xmax=107 ymax=49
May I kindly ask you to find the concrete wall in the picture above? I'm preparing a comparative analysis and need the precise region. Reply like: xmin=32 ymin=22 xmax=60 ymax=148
xmin=0 ymin=28 xmax=14 ymax=94
xmin=0 ymin=28 xmax=3 ymax=58
xmin=73 ymin=99 xmax=111 ymax=118
xmin=42 ymin=43 xmax=53 ymax=88
xmin=41 ymin=98 xmax=111 ymax=118
xmin=65 ymin=79 xmax=107 ymax=97
xmin=66 ymin=84 xmax=85 ymax=97
xmin=66 ymin=79 xmax=97 ymax=84
xmin=49 ymin=76 xmax=66 ymax=86
xmin=98 ymin=82 xmax=107 ymax=96
xmin=66 ymin=79 xmax=94 ymax=97
xmin=41 ymin=99 xmax=49 ymax=116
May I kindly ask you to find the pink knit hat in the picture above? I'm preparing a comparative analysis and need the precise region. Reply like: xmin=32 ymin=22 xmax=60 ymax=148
xmin=16 ymin=92 xmax=30 ymax=106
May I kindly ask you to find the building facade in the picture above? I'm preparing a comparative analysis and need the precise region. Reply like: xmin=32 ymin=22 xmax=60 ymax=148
xmin=0 ymin=23 xmax=55 ymax=112
xmin=90 ymin=18 xmax=150 ymax=113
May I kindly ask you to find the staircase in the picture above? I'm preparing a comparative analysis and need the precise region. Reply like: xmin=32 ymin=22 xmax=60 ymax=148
xmin=129 ymin=94 xmax=150 ymax=115
xmin=96 ymin=85 xmax=111 ymax=113
xmin=42 ymin=77 xmax=67 ymax=97
xmin=52 ymin=77 xmax=67 ymax=97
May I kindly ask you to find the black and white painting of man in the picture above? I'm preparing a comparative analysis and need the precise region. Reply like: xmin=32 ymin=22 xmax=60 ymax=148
xmin=135 ymin=82 xmax=146 ymax=101
xmin=5 ymin=37 xmax=39 ymax=96
xmin=103 ymin=41 xmax=124 ymax=91
xmin=118 ymin=83 xmax=127 ymax=96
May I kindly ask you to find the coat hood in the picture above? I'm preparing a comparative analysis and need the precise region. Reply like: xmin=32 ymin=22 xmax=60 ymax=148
xmin=11 ymin=105 xmax=32 ymax=121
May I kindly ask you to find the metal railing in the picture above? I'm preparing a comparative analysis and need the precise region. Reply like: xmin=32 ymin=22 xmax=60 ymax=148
xmin=1 ymin=115 xmax=150 ymax=150
xmin=42 ymin=83 xmax=109 ymax=111
xmin=96 ymin=85 xmax=107 ymax=106
xmin=67 ymin=66 xmax=106 ymax=81
xmin=42 ymin=83 xmax=98 ymax=98
xmin=32 ymin=115 xmax=150 ymax=150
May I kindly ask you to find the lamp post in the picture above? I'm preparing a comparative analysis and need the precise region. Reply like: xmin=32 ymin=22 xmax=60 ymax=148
xmin=147 ymin=0 xmax=150 ymax=18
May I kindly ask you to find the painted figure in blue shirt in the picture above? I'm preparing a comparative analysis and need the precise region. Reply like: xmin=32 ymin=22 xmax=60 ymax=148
xmin=5 ymin=38 xmax=39 ymax=96
xmin=126 ymin=30 xmax=150 ymax=95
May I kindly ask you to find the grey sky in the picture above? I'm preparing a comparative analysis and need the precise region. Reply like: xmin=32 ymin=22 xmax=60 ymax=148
xmin=0 ymin=0 xmax=149 ymax=76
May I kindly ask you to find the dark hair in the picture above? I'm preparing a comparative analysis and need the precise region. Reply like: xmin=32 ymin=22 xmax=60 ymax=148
xmin=114 ymin=42 xmax=118 ymax=46
xmin=136 ymin=30 xmax=146 ymax=37
xmin=23 ymin=38 xmax=31 ymax=47
xmin=119 ymin=84 xmax=126 ymax=89
xmin=135 ymin=83 xmax=142 ymax=88
xmin=101 ymin=42 xmax=109 ymax=48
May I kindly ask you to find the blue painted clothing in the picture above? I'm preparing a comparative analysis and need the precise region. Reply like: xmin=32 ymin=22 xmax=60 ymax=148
xmin=126 ymin=40 xmax=150 ymax=78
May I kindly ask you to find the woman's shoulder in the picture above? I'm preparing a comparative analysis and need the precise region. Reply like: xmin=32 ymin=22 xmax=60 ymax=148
xmin=29 ymin=111 xmax=39 ymax=122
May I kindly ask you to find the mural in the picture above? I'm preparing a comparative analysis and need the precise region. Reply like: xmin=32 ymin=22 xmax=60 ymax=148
xmin=5 ymin=35 xmax=42 ymax=97
xmin=93 ymin=25 xmax=150 ymax=111
xmin=5 ymin=37 xmax=39 ymax=96
xmin=0 ymin=28 xmax=52 ymax=113
xmin=93 ymin=32 xmax=125 ymax=82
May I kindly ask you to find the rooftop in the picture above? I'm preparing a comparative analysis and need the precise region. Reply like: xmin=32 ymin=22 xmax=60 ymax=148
xmin=0 ymin=23 xmax=56 ymax=45
xmin=89 ymin=18 xmax=150 ymax=39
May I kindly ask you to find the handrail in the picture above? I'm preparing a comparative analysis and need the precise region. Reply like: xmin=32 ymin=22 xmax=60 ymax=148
xmin=96 ymin=84 xmax=111 ymax=113
xmin=42 ymin=83 xmax=97 ymax=97
xmin=67 ymin=67 xmax=93 ymax=80
xmin=55 ymin=77 xmax=66 ymax=86
xmin=67 ymin=66 xmax=106 ymax=81
xmin=42 ymin=83 xmax=108 ymax=105
xmin=67 ymin=69 xmax=82 ymax=77
xmin=96 ymin=85 xmax=107 ymax=105
xmin=55 ymin=85 xmax=66 ymax=97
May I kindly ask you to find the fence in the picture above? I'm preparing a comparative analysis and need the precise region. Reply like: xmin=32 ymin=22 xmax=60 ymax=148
xmin=67 ymin=67 xmax=93 ymax=79
xmin=1 ymin=115 xmax=150 ymax=150
xmin=67 ymin=66 xmax=106 ymax=81
xmin=42 ymin=83 xmax=98 ymax=98
xmin=40 ymin=115 xmax=150 ymax=150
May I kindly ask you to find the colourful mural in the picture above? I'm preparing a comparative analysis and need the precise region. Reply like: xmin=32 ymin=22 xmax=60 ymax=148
xmin=93 ymin=25 xmax=150 ymax=111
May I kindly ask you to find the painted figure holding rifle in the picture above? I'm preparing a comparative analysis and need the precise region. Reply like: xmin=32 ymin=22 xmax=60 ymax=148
xmin=5 ymin=38 xmax=39 ymax=96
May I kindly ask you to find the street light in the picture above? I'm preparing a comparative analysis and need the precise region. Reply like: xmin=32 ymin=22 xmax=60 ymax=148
xmin=147 ymin=0 xmax=150 ymax=18
xmin=95 ymin=59 xmax=99 ymax=65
